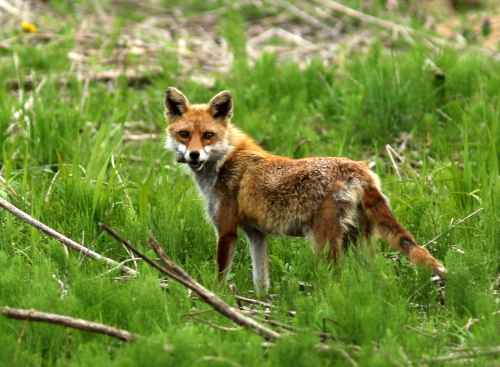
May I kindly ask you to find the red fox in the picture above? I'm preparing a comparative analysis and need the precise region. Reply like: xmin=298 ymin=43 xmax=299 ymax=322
xmin=164 ymin=87 xmax=446 ymax=294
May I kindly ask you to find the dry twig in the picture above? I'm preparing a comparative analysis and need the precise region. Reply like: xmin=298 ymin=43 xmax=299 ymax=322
xmin=404 ymin=325 xmax=462 ymax=348
xmin=268 ymin=0 xmax=340 ymax=36
xmin=2 ymin=306 xmax=175 ymax=352
xmin=189 ymin=316 xmax=243 ymax=332
xmin=252 ymin=315 xmax=342 ymax=340
xmin=426 ymin=346 xmax=500 ymax=362
xmin=2 ymin=306 xmax=134 ymax=342
xmin=386 ymin=144 xmax=422 ymax=178
xmin=332 ymin=346 xmax=359 ymax=367
xmin=235 ymin=295 xmax=296 ymax=317
xmin=423 ymin=207 xmax=484 ymax=248
xmin=385 ymin=144 xmax=403 ymax=181
xmin=0 ymin=197 xmax=138 ymax=276
xmin=196 ymin=356 xmax=245 ymax=367
xmin=13 ymin=308 xmax=32 ymax=360
xmin=100 ymin=224 xmax=281 ymax=341
xmin=311 ymin=0 xmax=447 ymax=46
xmin=181 ymin=309 xmax=215 ymax=317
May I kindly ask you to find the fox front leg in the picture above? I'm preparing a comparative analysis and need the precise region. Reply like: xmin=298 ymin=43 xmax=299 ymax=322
xmin=216 ymin=232 xmax=238 ymax=287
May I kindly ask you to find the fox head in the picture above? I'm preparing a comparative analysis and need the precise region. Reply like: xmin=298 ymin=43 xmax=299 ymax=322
xmin=164 ymin=88 xmax=233 ymax=171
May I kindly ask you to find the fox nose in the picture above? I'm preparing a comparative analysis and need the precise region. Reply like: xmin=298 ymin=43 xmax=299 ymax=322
xmin=189 ymin=151 xmax=200 ymax=160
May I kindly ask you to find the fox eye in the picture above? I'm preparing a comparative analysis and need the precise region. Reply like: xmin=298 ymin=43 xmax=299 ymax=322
xmin=179 ymin=131 xmax=189 ymax=138
xmin=204 ymin=132 xmax=214 ymax=140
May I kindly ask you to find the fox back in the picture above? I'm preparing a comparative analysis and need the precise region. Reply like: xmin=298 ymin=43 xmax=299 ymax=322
xmin=164 ymin=87 xmax=446 ymax=294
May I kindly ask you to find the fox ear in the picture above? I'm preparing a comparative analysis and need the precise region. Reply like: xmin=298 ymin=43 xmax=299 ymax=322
xmin=207 ymin=90 xmax=233 ymax=123
xmin=164 ymin=87 xmax=190 ymax=124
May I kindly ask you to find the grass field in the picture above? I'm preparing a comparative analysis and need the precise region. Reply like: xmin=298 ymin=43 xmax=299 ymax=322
xmin=1 ymin=0 xmax=500 ymax=366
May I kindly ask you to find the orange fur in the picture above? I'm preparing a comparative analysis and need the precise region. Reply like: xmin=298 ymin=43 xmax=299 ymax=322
xmin=164 ymin=88 xmax=446 ymax=294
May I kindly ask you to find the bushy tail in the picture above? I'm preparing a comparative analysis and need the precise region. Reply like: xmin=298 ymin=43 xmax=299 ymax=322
xmin=361 ymin=185 xmax=446 ymax=278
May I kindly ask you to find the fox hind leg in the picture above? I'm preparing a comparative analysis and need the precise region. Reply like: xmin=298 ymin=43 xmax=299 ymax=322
xmin=311 ymin=194 xmax=344 ymax=263
xmin=241 ymin=227 xmax=270 ymax=295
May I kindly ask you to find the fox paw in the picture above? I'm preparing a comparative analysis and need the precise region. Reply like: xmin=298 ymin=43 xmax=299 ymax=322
xmin=431 ymin=262 xmax=447 ymax=281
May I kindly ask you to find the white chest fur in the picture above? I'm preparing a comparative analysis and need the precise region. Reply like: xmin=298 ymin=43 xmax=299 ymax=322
xmin=193 ymin=161 xmax=220 ymax=225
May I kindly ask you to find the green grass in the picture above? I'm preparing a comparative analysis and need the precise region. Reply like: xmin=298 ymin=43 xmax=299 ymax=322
xmin=1 ymin=1 xmax=500 ymax=366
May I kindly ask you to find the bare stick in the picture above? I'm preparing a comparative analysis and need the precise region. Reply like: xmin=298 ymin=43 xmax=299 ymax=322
xmin=311 ymin=0 xmax=446 ymax=46
xmin=100 ymin=224 xmax=281 ymax=341
xmin=235 ymin=295 xmax=274 ymax=308
xmin=3 ymin=304 xmax=177 ymax=351
xmin=229 ymin=284 xmax=244 ymax=308
xmin=398 ymin=347 xmax=412 ymax=367
xmin=12 ymin=163 xmax=73 ymax=172
xmin=386 ymin=144 xmax=422 ymax=181
xmin=79 ymin=77 xmax=90 ymax=112
xmin=386 ymin=144 xmax=403 ymax=181
xmin=252 ymin=315 xmax=296 ymax=332
xmin=269 ymin=0 xmax=340 ymax=36
xmin=333 ymin=347 xmax=359 ymax=367
xmin=426 ymin=346 xmax=500 ymax=362
xmin=189 ymin=316 xmax=242 ymax=331
xmin=0 ymin=0 xmax=20 ymax=16
xmin=181 ymin=309 xmax=215 ymax=317
xmin=2 ymin=306 xmax=134 ymax=342
xmin=0 ymin=197 xmax=137 ymax=276
xmin=111 ymin=155 xmax=133 ymax=208
xmin=79 ymin=204 xmax=115 ymax=266
xmin=293 ymin=139 xmax=313 ymax=156
xmin=423 ymin=208 xmax=484 ymax=248
xmin=44 ymin=170 xmax=61 ymax=202
xmin=253 ymin=315 xmax=342 ymax=340
xmin=100 ymin=225 xmax=171 ymax=275
xmin=197 ymin=356 xmax=245 ymax=367
xmin=148 ymin=234 xmax=281 ymax=341
xmin=275 ymin=27 xmax=314 ymax=47
xmin=89 ymin=258 xmax=143 ymax=280
xmin=404 ymin=325 xmax=462 ymax=348
xmin=14 ymin=309 xmax=32 ymax=360
xmin=386 ymin=144 xmax=406 ymax=163
xmin=236 ymin=295 xmax=296 ymax=317
xmin=374 ymin=346 xmax=406 ymax=367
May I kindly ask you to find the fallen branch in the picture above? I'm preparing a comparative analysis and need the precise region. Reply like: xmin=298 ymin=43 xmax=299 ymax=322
xmin=2 ymin=306 xmax=175 ymax=352
xmin=269 ymin=0 xmax=340 ymax=36
xmin=426 ymin=346 xmax=500 ymax=362
xmin=2 ymin=307 xmax=134 ymax=342
xmin=0 ymin=0 xmax=19 ymax=16
xmin=100 ymin=224 xmax=281 ymax=341
xmin=385 ymin=144 xmax=422 ymax=182
xmin=252 ymin=315 xmax=342 ymax=340
xmin=181 ymin=309 xmax=215 ymax=317
xmin=0 ymin=197 xmax=137 ymax=276
xmin=293 ymin=139 xmax=313 ymax=157
xmin=311 ymin=0 xmax=447 ymax=46
xmin=332 ymin=346 xmax=360 ymax=367
xmin=374 ymin=345 xmax=406 ymax=367
xmin=386 ymin=144 xmax=403 ymax=182
xmin=423 ymin=207 xmax=484 ymax=248
xmin=196 ymin=356 xmax=245 ymax=367
xmin=404 ymin=325 xmax=462 ymax=348
xmin=251 ymin=315 xmax=296 ymax=332
xmin=13 ymin=309 xmax=31 ymax=360
xmin=235 ymin=295 xmax=274 ymax=309
xmin=5 ymin=66 xmax=163 ymax=91
xmin=149 ymin=235 xmax=281 ymax=340
xmin=235 ymin=295 xmax=296 ymax=317
xmin=189 ymin=316 xmax=243 ymax=332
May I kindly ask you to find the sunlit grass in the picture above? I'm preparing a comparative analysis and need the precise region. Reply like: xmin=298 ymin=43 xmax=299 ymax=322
xmin=1 ymin=2 xmax=500 ymax=366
